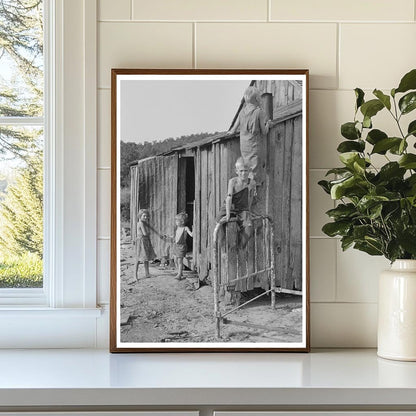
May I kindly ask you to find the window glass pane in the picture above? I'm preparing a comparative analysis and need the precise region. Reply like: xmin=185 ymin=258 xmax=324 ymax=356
xmin=0 ymin=126 xmax=43 ymax=289
xmin=0 ymin=0 xmax=44 ymax=117
xmin=0 ymin=126 xmax=43 ymax=288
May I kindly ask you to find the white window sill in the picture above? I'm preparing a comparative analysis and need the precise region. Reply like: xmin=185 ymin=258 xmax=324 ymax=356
xmin=0 ymin=307 xmax=104 ymax=348
xmin=0 ymin=307 xmax=102 ymax=317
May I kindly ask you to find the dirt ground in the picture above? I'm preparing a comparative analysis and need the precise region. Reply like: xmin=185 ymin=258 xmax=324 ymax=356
xmin=120 ymin=238 xmax=303 ymax=344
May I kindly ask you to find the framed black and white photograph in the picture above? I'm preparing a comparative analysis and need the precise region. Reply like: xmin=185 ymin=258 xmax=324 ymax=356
xmin=110 ymin=69 xmax=310 ymax=352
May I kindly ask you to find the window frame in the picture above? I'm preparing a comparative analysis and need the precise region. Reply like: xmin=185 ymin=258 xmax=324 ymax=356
xmin=0 ymin=0 xmax=100 ymax=347
xmin=0 ymin=1 xmax=48 ymax=304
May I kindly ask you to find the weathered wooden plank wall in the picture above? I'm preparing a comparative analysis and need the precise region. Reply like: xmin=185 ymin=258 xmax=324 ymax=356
xmin=130 ymin=155 xmax=178 ymax=260
xmin=291 ymin=116 xmax=303 ymax=289
xmin=268 ymin=116 xmax=303 ymax=291
xmin=130 ymin=165 xmax=139 ymax=240
xmin=192 ymin=149 xmax=199 ymax=273
xmin=255 ymin=80 xmax=302 ymax=112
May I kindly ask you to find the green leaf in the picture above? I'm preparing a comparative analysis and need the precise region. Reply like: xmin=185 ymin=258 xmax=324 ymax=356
xmin=322 ymin=221 xmax=351 ymax=237
xmin=399 ymin=92 xmax=416 ymax=115
xmin=341 ymin=122 xmax=360 ymax=140
xmin=363 ymin=115 xmax=372 ymax=129
xmin=399 ymin=154 xmax=416 ymax=169
xmin=408 ymin=120 xmax=416 ymax=138
xmin=371 ymin=137 xmax=402 ymax=154
xmin=378 ymin=162 xmax=406 ymax=181
xmin=386 ymin=240 xmax=402 ymax=262
xmin=398 ymin=227 xmax=416 ymax=255
xmin=389 ymin=139 xmax=408 ymax=155
xmin=337 ymin=140 xmax=365 ymax=153
xmin=391 ymin=88 xmax=396 ymax=98
xmin=369 ymin=203 xmax=383 ymax=220
xmin=360 ymin=99 xmax=384 ymax=119
xmin=366 ymin=129 xmax=387 ymax=145
xmin=373 ymin=89 xmax=391 ymax=110
xmin=325 ymin=167 xmax=351 ymax=176
xmin=326 ymin=203 xmax=356 ymax=220
xmin=353 ymin=158 xmax=366 ymax=174
xmin=354 ymin=241 xmax=383 ymax=256
xmin=330 ymin=176 xmax=358 ymax=199
xmin=357 ymin=195 xmax=389 ymax=211
xmin=355 ymin=88 xmax=365 ymax=110
xmin=352 ymin=224 xmax=373 ymax=239
xmin=339 ymin=151 xmax=360 ymax=167
xmin=341 ymin=235 xmax=355 ymax=251
xmin=318 ymin=180 xmax=331 ymax=194
xmin=395 ymin=69 xmax=416 ymax=94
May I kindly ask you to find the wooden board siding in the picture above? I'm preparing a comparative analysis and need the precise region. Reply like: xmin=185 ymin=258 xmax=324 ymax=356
xmin=291 ymin=115 xmax=303 ymax=290
xmin=193 ymin=148 xmax=200 ymax=274
xmin=268 ymin=116 xmax=303 ymax=291
xmin=255 ymin=80 xmax=302 ymax=115
xmin=199 ymin=149 xmax=208 ymax=279
xmin=130 ymin=155 xmax=178 ymax=260
xmin=130 ymin=165 xmax=139 ymax=241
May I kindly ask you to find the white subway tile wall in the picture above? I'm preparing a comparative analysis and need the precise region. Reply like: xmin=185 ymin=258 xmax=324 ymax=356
xmin=97 ymin=0 xmax=416 ymax=347
xmin=270 ymin=0 xmax=414 ymax=22
xmin=99 ymin=0 xmax=131 ymax=21
xmin=98 ymin=90 xmax=111 ymax=168
xmin=97 ymin=240 xmax=110 ymax=305
xmin=196 ymin=23 xmax=338 ymax=89
xmin=132 ymin=0 xmax=269 ymax=21
xmin=339 ymin=24 xmax=416 ymax=90
xmin=310 ymin=239 xmax=336 ymax=302
xmin=98 ymin=22 xmax=193 ymax=88
xmin=98 ymin=169 xmax=111 ymax=239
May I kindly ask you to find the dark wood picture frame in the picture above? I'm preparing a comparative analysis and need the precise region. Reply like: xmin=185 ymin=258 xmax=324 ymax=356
xmin=110 ymin=69 xmax=310 ymax=352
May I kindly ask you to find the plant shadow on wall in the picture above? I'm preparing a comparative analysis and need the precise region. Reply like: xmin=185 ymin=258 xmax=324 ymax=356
xmin=319 ymin=69 xmax=416 ymax=263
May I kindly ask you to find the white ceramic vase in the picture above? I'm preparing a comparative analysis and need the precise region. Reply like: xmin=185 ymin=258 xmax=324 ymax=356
xmin=378 ymin=259 xmax=416 ymax=361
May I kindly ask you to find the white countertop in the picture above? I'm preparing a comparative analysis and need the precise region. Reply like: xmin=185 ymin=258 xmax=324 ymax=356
xmin=0 ymin=349 xmax=416 ymax=407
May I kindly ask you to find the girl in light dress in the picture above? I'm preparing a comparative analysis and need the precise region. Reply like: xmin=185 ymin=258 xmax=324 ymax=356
xmin=134 ymin=209 xmax=162 ymax=280
xmin=164 ymin=212 xmax=193 ymax=280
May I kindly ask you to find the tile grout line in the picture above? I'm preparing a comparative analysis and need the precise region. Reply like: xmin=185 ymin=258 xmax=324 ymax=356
xmin=336 ymin=22 xmax=340 ymax=90
xmin=96 ymin=87 xmax=395 ymax=92
xmin=333 ymin=228 xmax=338 ymax=303
xmin=193 ymin=22 xmax=197 ymax=69
xmin=311 ymin=301 xmax=378 ymax=305
xmin=97 ymin=19 xmax=415 ymax=24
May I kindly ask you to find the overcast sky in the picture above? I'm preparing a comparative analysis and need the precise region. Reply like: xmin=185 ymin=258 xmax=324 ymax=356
xmin=120 ymin=80 xmax=249 ymax=143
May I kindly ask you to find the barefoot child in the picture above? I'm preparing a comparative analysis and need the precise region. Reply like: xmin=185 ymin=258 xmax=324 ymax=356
xmin=227 ymin=86 xmax=272 ymax=186
xmin=217 ymin=157 xmax=257 ymax=246
xmin=134 ymin=209 xmax=160 ymax=280
xmin=164 ymin=212 xmax=193 ymax=280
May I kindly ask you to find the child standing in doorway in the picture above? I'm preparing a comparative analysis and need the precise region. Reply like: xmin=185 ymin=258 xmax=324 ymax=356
xmin=164 ymin=212 xmax=193 ymax=280
xmin=134 ymin=209 xmax=158 ymax=280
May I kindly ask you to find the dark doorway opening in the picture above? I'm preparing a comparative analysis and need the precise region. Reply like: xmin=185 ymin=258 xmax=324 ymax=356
xmin=177 ymin=156 xmax=195 ymax=253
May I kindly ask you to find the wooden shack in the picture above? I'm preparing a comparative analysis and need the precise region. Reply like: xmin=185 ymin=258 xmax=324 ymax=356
xmin=130 ymin=80 xmax=304 ymax=292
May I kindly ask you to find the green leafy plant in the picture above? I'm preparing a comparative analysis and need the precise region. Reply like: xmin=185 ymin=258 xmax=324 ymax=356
xmin=319 ymin=69 xmax=416 ymax=262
